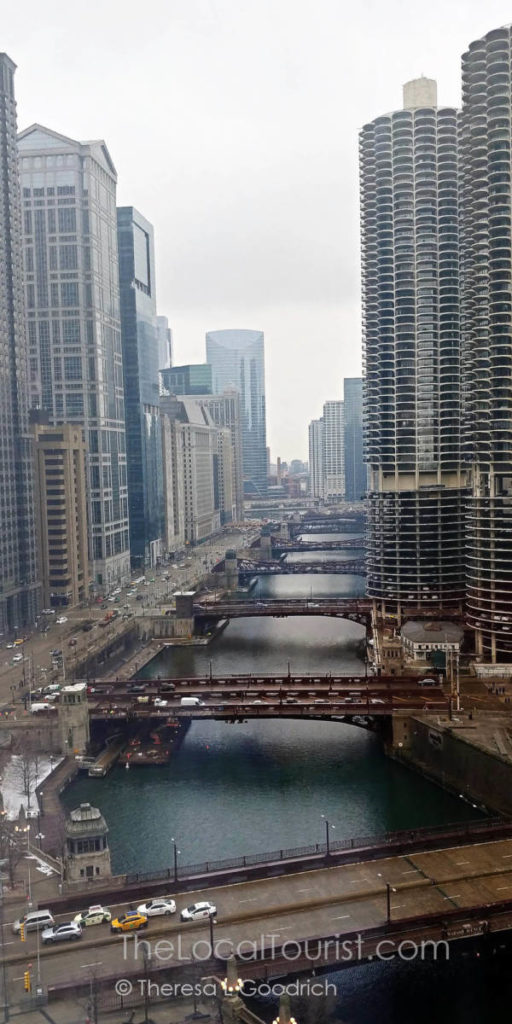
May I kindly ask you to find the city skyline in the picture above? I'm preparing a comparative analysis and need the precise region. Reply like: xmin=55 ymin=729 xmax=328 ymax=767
xmin=7 ymin=0 xmax=512 ymax=459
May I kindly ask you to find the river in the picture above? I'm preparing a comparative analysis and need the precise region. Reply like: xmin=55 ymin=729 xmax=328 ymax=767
xmin=61 ymin=539 xmax=496 ymax=1023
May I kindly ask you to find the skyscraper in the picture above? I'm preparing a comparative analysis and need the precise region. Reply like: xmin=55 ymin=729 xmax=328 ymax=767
xmin=343 ymin=378 xmax=366 ymax=502
xmin=117 ymin=206 xmax=164 ymax=568
xmin=0 ymin=55 xmax=40 ymax=630
xmin=323 ymin=401 xmax=345 ymax=501
xmin=160 ymin=364 xmax=212 ymax=396
xmin=461 ymin=26 xmax=512 ymax=662
xmin=361 ymin=78 xmax=467 ymax=618
xmin=206 ymin=329 xmax=267 ymax=496
xmin=17 ymin=125 xmax=130 ymax=592
xmin=308 ymin=418 xmax=324 ymax=499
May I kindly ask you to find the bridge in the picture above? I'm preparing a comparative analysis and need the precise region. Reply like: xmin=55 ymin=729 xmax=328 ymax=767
xmin=87 ymin=673 xmax=449 ymax=721
xmin=13 ymin=824 xmax=512 ymax=1005
xmin=268 ymin=537 xmax=364 ymax=553
xmin=193 ymin=596 xmax=372 ymax=622
xmin=214 ymin=557 xmax=366 ymax=577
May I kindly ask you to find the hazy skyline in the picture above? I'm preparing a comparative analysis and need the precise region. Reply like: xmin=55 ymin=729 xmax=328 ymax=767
xmin=5 ymin=0 xmax=512 ymax=459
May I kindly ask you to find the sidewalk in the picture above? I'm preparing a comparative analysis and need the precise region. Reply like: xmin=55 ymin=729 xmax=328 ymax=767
xmin=9 ymin=999 xmax=217 ymax=1023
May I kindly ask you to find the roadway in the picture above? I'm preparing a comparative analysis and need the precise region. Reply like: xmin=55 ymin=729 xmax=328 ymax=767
xmin=6 ymin=835 xmax=512 ymax=995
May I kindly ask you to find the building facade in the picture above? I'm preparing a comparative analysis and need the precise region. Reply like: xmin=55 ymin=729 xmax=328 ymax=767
xmin=117 ymin=206 xmax=164 ymax=569
xmin=323 ymin=400 xmax=345 ymax=501
xmin=343 ymin=377 xmax=366 ymax=501
xmin=461 ymin=25 xmax=512 ymax=662
xmin=161 ymin=363 xmax=212 ymax=396
xmin=0 ymin=55 xmax=41 ymax=632
xmin=156 ymin=315 xmax=172 ymax=372
xmin=361 ymin=78 xmax=467 ymax=618
xmin=32 ymin=420 xmax=89 ymax=609
xmin=206 ymin=329 xmax=267 ymax=496
xmin=197 ymin=390 xmax=244 ymax=521
xmin=308 ymin=417 xmax=325 ymax=499
xmin=17 ymin=125 xmax=130 ymax=592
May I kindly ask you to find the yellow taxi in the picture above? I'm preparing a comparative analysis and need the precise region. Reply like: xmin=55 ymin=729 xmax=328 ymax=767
xmin=13 ymin=638 xmax=24 ymax=647
xmin=110 ymin=911 xmax=148 ymax=934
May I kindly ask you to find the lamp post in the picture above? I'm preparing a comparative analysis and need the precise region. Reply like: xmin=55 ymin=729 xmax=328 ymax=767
xmin=171 ymin=837 xmax=180 ymax=883
xmin=209 ymin=914 xmax=216 ymax=958
xmin=377 ymin=873 xmax=397 ymax=924
xmin=321 ymin=814 xmax=335 ymax=857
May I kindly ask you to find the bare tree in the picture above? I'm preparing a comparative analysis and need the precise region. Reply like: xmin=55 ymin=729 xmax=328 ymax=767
xmin=0 ymin=815 xmax=24 ymax=887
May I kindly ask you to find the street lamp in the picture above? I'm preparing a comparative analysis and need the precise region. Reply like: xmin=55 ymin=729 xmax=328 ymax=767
xmin=321 ymin=814 xmax=335 ymax=857
xmin=377 ymin=873 xmax=397 ymax=924
xmin=209 ymin=914 xmax=217 ymax=957
xmin=171 ymin=837 xmax=180 ymax=883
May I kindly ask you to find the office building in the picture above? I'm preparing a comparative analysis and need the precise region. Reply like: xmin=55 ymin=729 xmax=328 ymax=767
xmin=32 ymin=420 xmax=89 ymax=608
xmin=323 ymin=401 xmax=345 ymax=501
xmin=18 ymin=124 xmax=130 ymax=592
xmin=0 ymin=55 xmax=40 ymax=631
xmin=161 ymin=363 xmax=212 ymax=396
xmin=197 ymin=390 xmax=243 ymax=521
xmin=206 ymin=329 xmax=267 ymax=496
xmin=308 ymin=418 xmax=325 ymax=499
xmin=156 ymin=315 xmax=172 ymax=372
xmin=360 ymin=78 xmax=467 ymax=617
xmin=461 ymin=26 xmax=512 ymax=661
xmin=160 ymin=411 xmax=185 ymax=556
xmin=117 ymin=206 xmax=164 ymax=569
xmin=343 ymin=378 xmax=366 ymax=501
xmin=160 ymin=396 xmax=233 ymax=543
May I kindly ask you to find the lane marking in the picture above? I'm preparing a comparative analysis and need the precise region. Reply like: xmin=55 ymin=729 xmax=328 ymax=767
xmin=331 ymin=914 xmax=351 ymax=920
xmin=297 ymin=888 xmax=315 ymax=893
xmin=497 ymin=886 xmax=512 ymax=891
xmin=455 ymin=861 xmax=470 ymax=865
xmin=80 ymin=961 xmax=103 ymax=968
xmin=401 ymin=869 xmax=418 ymax=875
xmin=238 ymin=898 xmax=258 ymax=903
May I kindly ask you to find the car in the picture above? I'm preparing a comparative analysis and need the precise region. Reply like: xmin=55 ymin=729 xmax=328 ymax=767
xmin=41 ymin=608 xmax=55 ymax=615
xmin=180 ymin=901 xmax=216 ymax=922
xmin=137 ymin=898 xmax=176 ymax=917
xmin=154 ymin=698 xmax=168 ymax=707
xmin=127 ymin=683 xmax=145 ymax=694
xmin=73 ymin=904 xmax=111 ymax=927
xmin=42 ymin=922 xmax=82 ymax=944
xmin=136 ymin=594 xmax=144 ymax=601
xmin=5 ymin=642 xmax=14 ymax=649
xmin=418 ymin=678 xmax=436 ymax=687
xmin=56 ymin=616 xmax=68 ymax=624
xmin=12 ymin=654 xmax=23 ymax=663
xmin=68 ymin=638 xmax=78 ymax=647
xmin=50 ymin=649 xmax=62 ymax=657
xmin=370 ymin=698 xmax=386 ymax=705
xmin=13 ymin=638 xmax=24 ymax=646
xmin=110 ymin=911 xmax=148 ymax=933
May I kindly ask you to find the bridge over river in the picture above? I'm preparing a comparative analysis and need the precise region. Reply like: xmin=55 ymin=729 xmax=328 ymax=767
xmin=12 ymin=824 xmax=512 ymax=1004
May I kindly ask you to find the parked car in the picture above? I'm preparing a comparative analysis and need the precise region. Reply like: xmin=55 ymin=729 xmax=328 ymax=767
xmin=180 ymin=901 xmax=216 ymax=922
xmin=42 ymin=922 xmax=82 ymax=944
xmin=110 ymin=912 xmax=148 ymax=933
xmin=73 ymin=905 xmax=111 ymax=927
xmin=137 ymin=898 xmax=176 ymax=917
xmin=56 ymin=616 xmax=68 ymax=624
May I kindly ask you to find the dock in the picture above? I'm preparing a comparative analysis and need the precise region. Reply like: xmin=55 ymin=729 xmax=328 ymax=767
xmin=88 ymin=736 xmax=125 ymax=777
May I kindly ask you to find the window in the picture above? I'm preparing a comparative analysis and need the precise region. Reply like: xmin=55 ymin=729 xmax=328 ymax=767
xmin=58 ymin=208 xmax=76 ymax=233
xmin=61 ymin=282 xmax=79 ymax=306
xmin=66 ymin=394 xmax=84 ymax=417
xmin=64 ymin=357 xmax=82 ymax=380
xmin=59 ymin=244 xmax=78 ymax=270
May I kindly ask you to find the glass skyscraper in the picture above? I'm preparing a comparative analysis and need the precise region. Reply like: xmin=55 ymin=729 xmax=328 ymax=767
xmin=117 ymin=207 xmax=164 ymax=568
xmin=343 ymin=378 xmax=366 ymax=501
xmin=160 ymin=363 xmax=212 ymax=396
xmin=206 ymin=329 xmax=267 ymax=496
xmin=18 ymin=125 xmax=130 ymax=592
xmin=0 ymin=55 xmax=40 ymax=630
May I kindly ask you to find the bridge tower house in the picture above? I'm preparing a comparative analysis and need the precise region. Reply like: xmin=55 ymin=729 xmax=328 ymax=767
xmin=260 ymin=525 xmax=273 ymax=560
xmin=58 ymin=682 xmax=90 ymax=755
xmin=64 ymin=801 xmax=112 ymax=885
xmin=224 ymin=549 xmax=239 ymax=591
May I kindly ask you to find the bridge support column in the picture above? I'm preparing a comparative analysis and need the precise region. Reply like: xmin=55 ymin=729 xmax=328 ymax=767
xmin=219 ymin=956 xmax=245 ymax=1022
xmin=260 ymin=527 xmax=273 ymax=560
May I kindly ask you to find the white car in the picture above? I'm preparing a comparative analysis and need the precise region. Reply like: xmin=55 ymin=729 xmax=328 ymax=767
xmin=137 ymin=898 xmax=176 ymax=917
xmin=154 ymin=698 xmax=168 ymax=707
xmin=73 ymin=904 xmax=111 ymax=926
xmin=180 ymin=901 xmax=216 ymax=921
xmin=12 ymin=654 xmax=23 ymax=663
xmin=56 ymin=616 xmax=68 ymax=624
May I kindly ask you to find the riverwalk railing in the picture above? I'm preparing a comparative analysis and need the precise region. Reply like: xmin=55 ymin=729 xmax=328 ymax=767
xmin=125 ymin=815 xmax=505 ymax=884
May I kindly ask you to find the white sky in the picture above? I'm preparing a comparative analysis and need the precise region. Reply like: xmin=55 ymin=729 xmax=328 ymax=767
xmin=4 ymin=0 xmax=512 ymax=459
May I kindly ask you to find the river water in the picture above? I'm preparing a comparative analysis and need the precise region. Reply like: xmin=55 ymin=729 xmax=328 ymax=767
xmin=62 ymin=537 xmax=499 ymax=1024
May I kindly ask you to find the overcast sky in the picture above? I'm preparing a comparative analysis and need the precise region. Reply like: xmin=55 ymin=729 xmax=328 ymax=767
xmin=5 ymin=0 xmax=512 ymax=459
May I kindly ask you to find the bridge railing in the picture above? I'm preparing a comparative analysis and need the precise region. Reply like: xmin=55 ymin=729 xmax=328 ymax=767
xmin=125 ymin=816 xmax=504 ymax=885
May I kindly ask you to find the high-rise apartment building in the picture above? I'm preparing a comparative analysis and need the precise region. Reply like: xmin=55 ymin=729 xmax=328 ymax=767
xmin=117 ymin=206 xmax=164 ymax=569
xmin=156 ymin=315 xmax=172 ymax=372
xmin=206 ymin=329 xmax=267 ymax=496
xmin=161 ymin=363 xmax=212 ymax=396
xmin=461 ymin=26 xmax=512 ymax=662
xmin=308 ymin=418 xmax=325 ymax=499
xmin=32 ymin=420 xmax=89 ymax=609
xmin=17 ymin=125 xmax=130 ymax=592
xmin=323 ymin=401 xmax=345 ymax=501
xmin=343 ymin=378 xmax=366 ymax=502
xmin=361 ymin=78 xmax=467 ymax=617
xmin=0 ymin=55 xmax=40 ymax=630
